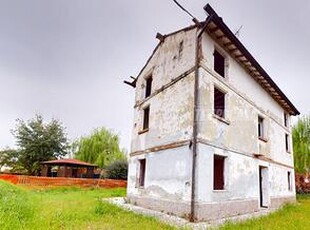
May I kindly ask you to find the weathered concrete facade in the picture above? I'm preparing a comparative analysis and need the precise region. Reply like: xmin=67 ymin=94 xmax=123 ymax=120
xmin=127 ymin=5 xmax=299 ymax=222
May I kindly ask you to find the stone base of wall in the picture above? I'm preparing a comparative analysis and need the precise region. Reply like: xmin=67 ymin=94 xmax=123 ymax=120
xmin=127 ymin=195 xmax=191 ymax=218
xmin=270 ymin=196 xmax=296 ymax=209
xmin=127 ymin=195 xmax=296 ymax=222
xmin=196 ymin=199 xmax=259 ymax=222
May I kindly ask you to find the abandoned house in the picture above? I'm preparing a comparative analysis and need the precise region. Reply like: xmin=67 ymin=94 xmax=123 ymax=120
xmin=125 ymin=4 xmax=300 ymax=222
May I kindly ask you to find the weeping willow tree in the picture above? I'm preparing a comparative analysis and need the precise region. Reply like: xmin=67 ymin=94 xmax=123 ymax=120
xmin=292 ymin=115 xmax=310 ymax=173
xmin=73 ymin=128 xmax=126 ymax=169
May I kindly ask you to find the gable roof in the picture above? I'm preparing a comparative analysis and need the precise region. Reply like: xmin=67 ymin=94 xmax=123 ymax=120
xmin=203 ymin=4 xmax=299 ymax=115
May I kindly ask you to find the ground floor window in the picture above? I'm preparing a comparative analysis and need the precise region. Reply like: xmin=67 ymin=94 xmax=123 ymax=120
xmin=213 ymin=155 xmax=225 ymax=190
xmin=138 ymin=159 xmax=146 ymax=187
xmin=288 ymin=171 xmax=292 ymax=191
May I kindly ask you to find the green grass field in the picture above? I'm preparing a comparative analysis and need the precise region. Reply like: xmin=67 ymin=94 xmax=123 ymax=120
xmin=0 ymin=180 xmax=309 ymax=229
xmin=220 ymin=194 xmax=310 ymax=230
xmin=0 ymin=181 xmax=175 ymax=230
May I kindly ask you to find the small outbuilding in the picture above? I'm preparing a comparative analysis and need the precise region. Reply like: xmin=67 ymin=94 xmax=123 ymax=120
xmin=41 ymin=159 xmax=97 ymax=178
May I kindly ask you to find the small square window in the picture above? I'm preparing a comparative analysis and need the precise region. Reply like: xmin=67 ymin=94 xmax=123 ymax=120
xmin=258 ymin=116 xmax=265 ymax=139
xmin=214 ymin=155 xmax=225 ymax=190
xmin=213 ymin=50 xmax=225 ymax=77
xmin=143 ymin=106 xmax=150 ymax=130
xmin=285 ymin=134 xmax=290 ymax=152
xmin=138 ymin=159 xmax=146 ymax=187
xmin=214 ymin=87 xmax=225 ymax=118
xmin=145 ymin=75 xmax=152 ymax=98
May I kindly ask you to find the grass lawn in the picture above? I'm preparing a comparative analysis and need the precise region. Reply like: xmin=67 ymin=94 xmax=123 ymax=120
xmin=219 ymin=194 xmax=310 ymax=230
xmin=1 ymin=180 xmax=309 ymax=230
xmin=0 ymin=181 xmax=175 ymax=230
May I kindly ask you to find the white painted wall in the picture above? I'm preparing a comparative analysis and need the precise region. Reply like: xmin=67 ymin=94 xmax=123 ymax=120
xmin=128 ymin=27 xmax=296 ymax=209
xmin=131 ymin=74 xmax=194 ymax=152
xmin=134 ymin=28 xmax=197 ymax=103
xmin=196 ymin=143 xmax=295 ymax=204
xmin=127 ymin=146 xmax=192 ymax=202
xmin=200 ymin=33 xmax=294 ymax=167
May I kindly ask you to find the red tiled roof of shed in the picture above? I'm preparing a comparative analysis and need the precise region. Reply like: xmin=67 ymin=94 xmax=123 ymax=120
xmin=42 ymin=159 xmax=96 ymax=167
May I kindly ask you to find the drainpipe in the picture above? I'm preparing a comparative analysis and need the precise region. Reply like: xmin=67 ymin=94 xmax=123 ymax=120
xmin=190 ymin=15 xmax=213 ymax=222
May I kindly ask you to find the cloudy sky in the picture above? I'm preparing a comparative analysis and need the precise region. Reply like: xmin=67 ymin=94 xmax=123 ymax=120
xmin=0 ymin=0 xmax=309 ymax=151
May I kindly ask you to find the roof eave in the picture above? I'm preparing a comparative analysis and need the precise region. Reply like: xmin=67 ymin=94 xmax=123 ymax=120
xmin=203 ymin=4 xmax=300 ymax=116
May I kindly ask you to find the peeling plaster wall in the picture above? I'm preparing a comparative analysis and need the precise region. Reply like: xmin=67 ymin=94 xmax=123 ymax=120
xmin=127 ymin=28 xmax=296 ymax=220
xmin=196 ymin=144 xmax=258 ymax=203
xmin=127 ymin=146 xmax=192 ymax=202
xmin=134 ymin=28 xmax=196 ymax=103
xmin=200 ymin=34 xmax=294 ymax=167
xmin=131 ymin=29 xmax=197 ymax=153
xmin=196 ymin=143 xmax=295 ymax=205
xmin=131 ymin=74 xmax=194 ymax=152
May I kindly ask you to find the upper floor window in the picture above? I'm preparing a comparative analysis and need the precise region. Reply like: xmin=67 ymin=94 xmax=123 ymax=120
xmin=214 ymin=87 xmax=226 ymax=118
xmin=143 ymin=106 xmax=150 ymax=131
xmin=145 ymin=75 xmax=152 ymax=98
xmin=258 ymin=116 xmax=265 ymax=139
xmin=213 ymin=50 xmax=225 ymax=78
xmin=285 ymin=133 xmax=290 ymax=153
xmin=284 ymin=112 xmax=289 ymax=128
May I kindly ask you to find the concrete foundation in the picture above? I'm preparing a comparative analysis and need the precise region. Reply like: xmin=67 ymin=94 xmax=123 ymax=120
xmin=127 ymin=195 xmax=296 ymax=222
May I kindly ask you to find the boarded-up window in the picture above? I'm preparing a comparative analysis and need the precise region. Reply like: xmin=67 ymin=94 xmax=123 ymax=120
xmin=145 ymin=76 xmax=152 ymax=98
xmin=139 ymin=159 xmax=146 ymax=187
xmin=214 ymin=50 xmax=225 ymax=77
xmin=288 ymin=171 xmax=292 ymax=191
xmin=214 ymin=155 xmax=225 ymax=190
xmin=285 ymin=134 xmax=290 ymax=152
xmin=258 ymin=116 xmax=264 ymax=139
xmin=214 ymin=87 xmax=225 ymax=118
xmin=143 ymin=106 xmax=150 ymax=130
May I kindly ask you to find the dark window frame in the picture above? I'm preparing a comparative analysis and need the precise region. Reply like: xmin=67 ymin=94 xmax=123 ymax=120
xmin=285 ymin=133 xmax=290 ymax=153
xmin=213 ymin=49 xmax=225 ymax=78
xmin=214 ymin=87 xmax=226 ymax=118
xmin=145 ymin=75 xmax=153 ymax=98
xmin=213 ymin=155 xmax=226 ymax=190
xmin=284 ymin=112 xmax=289 ymax=128
xmin=258 ymin=116 xmax=265 ymax=139
xmin=288 ymin=171 xmax=292 ymax=191
xmin=138 ymin=159 xmax=146 ymax=188
xmin=142 ymin=106 xmax=150 ymax=131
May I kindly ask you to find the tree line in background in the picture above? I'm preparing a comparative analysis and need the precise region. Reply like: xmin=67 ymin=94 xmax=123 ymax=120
xmin=73 ymin=127 xmax=127 ymax=179
xmin=293 ymin=115 xmax=310 ymax=174
xmin=0 ymin=114 xmax=127 ymax=179
xmin=1 ymin=113 xmax=309 ymax=180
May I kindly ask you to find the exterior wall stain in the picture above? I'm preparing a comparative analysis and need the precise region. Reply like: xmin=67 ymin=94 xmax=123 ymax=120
xmin=127 ymin=14 xmax=297 ymax=222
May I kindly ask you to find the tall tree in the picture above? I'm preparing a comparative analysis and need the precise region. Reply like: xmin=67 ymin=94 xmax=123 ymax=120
xmin=12 ymin=114 xmax=69 ymax=175
xmin=292 ymin=115 xmax=310 ymax=173
xmin=73 ymin=128 xmax=126 ymax=168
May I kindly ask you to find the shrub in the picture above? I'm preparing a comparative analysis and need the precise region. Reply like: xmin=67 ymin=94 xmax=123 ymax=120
xmin=295 ymin=173 xmax=310 ymax=194
xmin=105 ymin=160 xmax=128 ymax=180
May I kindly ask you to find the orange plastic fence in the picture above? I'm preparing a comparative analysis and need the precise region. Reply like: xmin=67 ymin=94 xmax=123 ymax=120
xmin=0 ymin=174 xmax=19 ymax=184
xmin=0 ymin=174 xmax=127 ymax=188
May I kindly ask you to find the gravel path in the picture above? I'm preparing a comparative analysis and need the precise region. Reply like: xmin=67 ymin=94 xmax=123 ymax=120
xmin=105 ymin=197 xmax=276 ymax=229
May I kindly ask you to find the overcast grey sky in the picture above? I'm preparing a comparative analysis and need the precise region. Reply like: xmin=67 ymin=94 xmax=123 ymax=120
xmin=0 ymin=0 xmax=309 ymax=151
